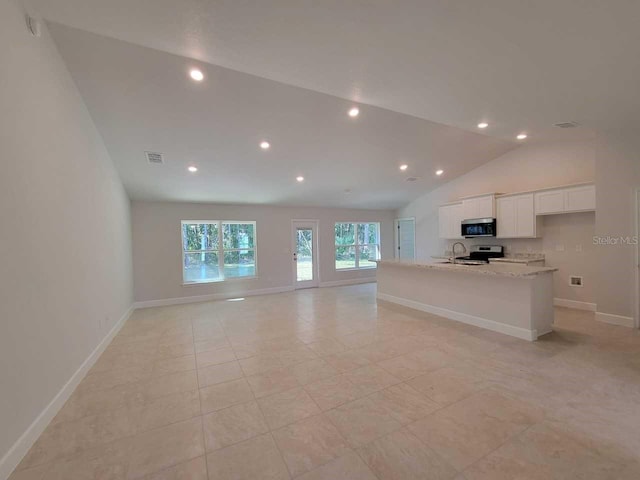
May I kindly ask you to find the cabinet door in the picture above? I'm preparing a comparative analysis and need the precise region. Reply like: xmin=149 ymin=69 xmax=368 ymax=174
xmin=438 ymin=206 xmax=449 ymax=239
xmin=515 ymin=194 xmax=536 ymax=237
xmin=462 ymin=199 xmax=478 ymax=220
xmin=476 ymin=195 xmax=495 ymax=218
xmin=496 ymin=197 xmax=516 ymax=238
xmin=450 ymin=204 xmax=464 ymax=239
xmin=440 ymin=204 xmax=463 ymax=238
xmin=565 ymin=185 xmax=595 ymax=212
xmin=535 ymin=190 xmax=565 ymax=215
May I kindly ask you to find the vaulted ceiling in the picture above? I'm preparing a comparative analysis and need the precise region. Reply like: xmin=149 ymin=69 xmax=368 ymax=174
xmin=33 ymin=1 xmax=640 ymax=208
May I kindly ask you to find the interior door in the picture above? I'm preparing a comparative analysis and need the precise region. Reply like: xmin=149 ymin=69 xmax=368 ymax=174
xmin=292 ymin=220 xmax=319 ymax=289
xmin=395 ymin=218 xmax=416 ymax=260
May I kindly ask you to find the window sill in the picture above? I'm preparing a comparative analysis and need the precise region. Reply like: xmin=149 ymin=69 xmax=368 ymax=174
xmin=182 ymin=275 xmax=258 ymax=286
xmin=334 ymin=267 xmax=377 ymax=272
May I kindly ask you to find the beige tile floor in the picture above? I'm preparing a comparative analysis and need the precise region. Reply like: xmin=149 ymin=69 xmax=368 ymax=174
xmin=10 ymin=284 xmax=640 ymax=480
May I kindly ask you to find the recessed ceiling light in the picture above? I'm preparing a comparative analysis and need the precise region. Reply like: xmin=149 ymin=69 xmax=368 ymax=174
xmin=189 ymin=69 xmax=204 ymax=81
xmin=477 ymin=122 xmax=489 ymax=129
xmin=296 ymin=176 xmax=304 ymax=182
xmin=348 ymin=107 xmax=359 ymax=117
xmin=435 ymin=169 xmax=444 ymax=176
xmin=399 ymin=164 xmax=408 ymax=171
xmin=187 ymin=165 xmax=198 ymax=173
xmin=516 ymin=133 xmax=528 ymax=140
xmin=260 ymin=141 xmax=270 ymax=150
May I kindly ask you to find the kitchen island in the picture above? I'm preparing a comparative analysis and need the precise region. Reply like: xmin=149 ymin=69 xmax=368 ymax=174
xmin=376 ymin=259 xmax=558 ymax=341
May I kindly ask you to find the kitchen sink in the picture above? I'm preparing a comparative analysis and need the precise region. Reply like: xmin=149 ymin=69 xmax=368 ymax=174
xmin=438 ymin=260 xmax=487 ymax=266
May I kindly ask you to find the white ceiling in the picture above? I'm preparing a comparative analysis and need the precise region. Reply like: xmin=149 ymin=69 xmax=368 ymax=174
xmin=46 ymin=24 xmax=516 ymax=208
xmin=34 ymin=0 xmax=640 ymax=207
xmin=33 ymin=0 xmax=640 ymax=140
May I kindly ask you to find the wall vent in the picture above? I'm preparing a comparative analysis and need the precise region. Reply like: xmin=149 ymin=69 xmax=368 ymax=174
xmin=554 ymin=121 xmax=580 ymax=129
xmin=145 ymin=151 xmax=164 ymax=164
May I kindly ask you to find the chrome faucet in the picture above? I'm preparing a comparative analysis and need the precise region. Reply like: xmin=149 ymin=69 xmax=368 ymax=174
xmin=451 ymin=242 xmax=467 ymax=264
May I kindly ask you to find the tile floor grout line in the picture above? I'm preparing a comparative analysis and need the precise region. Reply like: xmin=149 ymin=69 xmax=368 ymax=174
xmin=190 ymin=317 xmax=211 ymax=480
xmin=239 ymin=325 xmax=295 ymax=479
xmin=405 ymin=385 xmax=545 ymax=476
xmin=268 ymin=430 xmax=294 ymax=479
xmin=458 ymin=416 xmax=541 ymax=477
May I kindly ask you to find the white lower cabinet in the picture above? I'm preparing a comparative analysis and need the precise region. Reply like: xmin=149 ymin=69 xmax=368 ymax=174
xmin=497 ymin=193 xmax=539 ymax=238
xmin=438 ymin=203 xmax=463 ymax=239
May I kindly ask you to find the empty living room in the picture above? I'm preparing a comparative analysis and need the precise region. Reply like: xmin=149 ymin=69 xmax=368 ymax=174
xmin=2 ymin=1 xmax=640 ymax=479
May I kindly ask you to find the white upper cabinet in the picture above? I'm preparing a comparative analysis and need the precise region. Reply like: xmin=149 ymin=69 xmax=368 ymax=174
xmin=462 ymin=195 xmax=495 ymax=220
xmin=534 ymin=184 xmax=595 ymax=215
xmin=442 ymin=183 xmax=594 ymax=241
xmin=534 ymin=190 xmax=565 ymax=215
xmin=496 ymin=196 xmax=516 ymax=238
xmin=565 ymin=185 xmax=596 ymax=212
xmin=438 ymin=206 xmax=448 ymax=239
xmin=497 ymin=193 xmax=538 ymax=238
xmin=438 ymin=203 xmax=463 ymax=239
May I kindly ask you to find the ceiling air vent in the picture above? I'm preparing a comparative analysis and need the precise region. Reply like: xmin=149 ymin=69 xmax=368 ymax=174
xmin=406 ymin=176 xmax=420 ymax=182
xmin=145 ymin=151 xmax=164 ymax=164
xmin=553 ymin=121 xmax=580 ymax=129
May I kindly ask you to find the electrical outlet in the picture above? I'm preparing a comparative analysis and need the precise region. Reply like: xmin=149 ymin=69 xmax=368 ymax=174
xmin=556 ymin=244 xmax=565 ymax=252
xmin=575 ymin=244 xmax=583 ymax=252
xmin=569 ymin=276 xmax=583 ymax=287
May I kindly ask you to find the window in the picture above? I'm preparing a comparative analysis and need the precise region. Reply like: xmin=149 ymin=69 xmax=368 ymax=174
xmin=335 ymin=222 xmax=380 ymax=270
xmin=182 ymin=221 xmax=256 ymax=284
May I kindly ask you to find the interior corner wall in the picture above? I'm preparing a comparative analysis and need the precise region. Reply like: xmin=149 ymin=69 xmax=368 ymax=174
xmin=0 ymin=1 xmax=134 ymax=475
xmin=594 ymin=131 xmax=640 ymax=322
xmin=131 ymin=201 xmax=395 ymax=304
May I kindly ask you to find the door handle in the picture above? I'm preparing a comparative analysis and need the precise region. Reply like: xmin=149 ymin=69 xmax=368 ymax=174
xmin=293 ymin=253 xmax=298 ymax=262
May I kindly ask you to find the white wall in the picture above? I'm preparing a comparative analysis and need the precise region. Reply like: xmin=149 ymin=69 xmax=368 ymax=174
xmin=397 ymin=140 xmax=597 ymax=304
xmin=0 ymin=1 xmax=134 ymax=475
xmin=132 ymin=201 xmax=394 ymax=303
xmin=541 ymin=212 xmax=596 ymax=306
xmin=594 ymin=131 xmax=640 ymax=324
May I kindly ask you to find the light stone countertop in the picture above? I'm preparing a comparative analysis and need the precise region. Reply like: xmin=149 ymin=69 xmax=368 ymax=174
xmin=433 ymin=254 xmax=545 ymax=264
xmin=489 ymin=255 xmax=545 ymax=264
xmin=377 ymin=259 xmax=557 ymax=278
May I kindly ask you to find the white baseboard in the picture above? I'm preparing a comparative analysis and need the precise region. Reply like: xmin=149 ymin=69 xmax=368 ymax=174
xmin=319 ymin=278 xmax=376 ymax=288
xmin=595 ymin=311 xmax=635 ymax=328
xmin=0 ymin=305 xmax=134 ymax=480
xmin=377 ymin=292 xmax=537 ymax=341
xmin=554 ymin=298 xmax=597 ymax=311
xmin=134 ymin=286 xmax=295 ymax=309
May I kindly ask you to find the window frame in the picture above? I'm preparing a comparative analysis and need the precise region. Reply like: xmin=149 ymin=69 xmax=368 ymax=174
xmin=334 ymin=222 xmax=381 ymax=271
xmin=181 ymin=220 xmax=257 ymax=285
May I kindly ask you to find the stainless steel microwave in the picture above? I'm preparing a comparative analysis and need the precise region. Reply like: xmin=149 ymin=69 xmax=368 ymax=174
xmin=461 ymin=218 xmax=496 ymax=237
